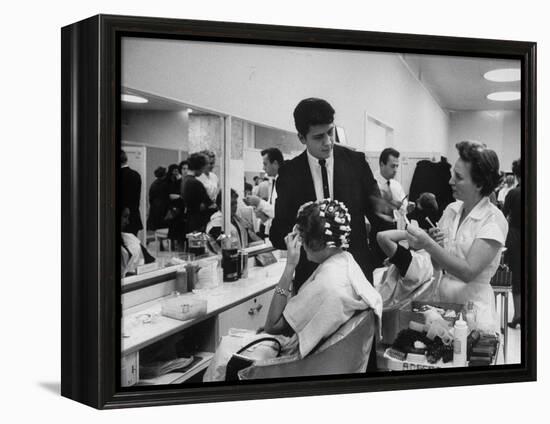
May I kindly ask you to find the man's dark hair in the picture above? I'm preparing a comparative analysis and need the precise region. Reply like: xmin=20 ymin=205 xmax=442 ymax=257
xmin=293 ymin=98 xmax=335 ymax=137
xmin=187 ymin=152 xmax=208 ymax=171
xmin=456 ymin=141 xmax=501 ymax=196
xmin=154 ymin=166 xmax=166 ymax=179
xmin=261 ymin=147 xmax=284 ymax=166
xmin=121 ymin=150 xmax=128 ymax=165
xmin=379 ymin=148 xmax=400 ymax=165
xmin=253 ymin=176 xmax=259 ymax=183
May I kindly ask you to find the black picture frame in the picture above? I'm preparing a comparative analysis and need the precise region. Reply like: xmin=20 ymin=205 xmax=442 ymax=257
xmin=61 ymin=14 xmax=537 ymax=409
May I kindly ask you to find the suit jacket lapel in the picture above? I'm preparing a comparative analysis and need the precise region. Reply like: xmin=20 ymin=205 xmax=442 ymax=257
xmin=298 ymin=150 xmax=317 ymax=202
xmin=333 ymin=145 xmax=346 ymax=201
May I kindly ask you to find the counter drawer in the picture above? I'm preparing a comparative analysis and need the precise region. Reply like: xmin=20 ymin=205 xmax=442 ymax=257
xmin=218 ymin=289 xmax=274 ymax=337
xmin=121 ymin=352 xmax=139 ymax=387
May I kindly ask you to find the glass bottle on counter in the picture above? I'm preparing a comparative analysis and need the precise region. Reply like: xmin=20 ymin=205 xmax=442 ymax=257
xmin=464 ymin=301 xmax=477 ymax=331
xmin=219 ymin=233 xmax=240 ymax=282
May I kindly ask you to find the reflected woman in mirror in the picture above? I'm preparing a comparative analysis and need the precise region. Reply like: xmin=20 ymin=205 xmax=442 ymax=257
xmin=197 ymin=149 xmax=219 ymax=203
xmin=180 ymin=153 xmax=215 ymax=236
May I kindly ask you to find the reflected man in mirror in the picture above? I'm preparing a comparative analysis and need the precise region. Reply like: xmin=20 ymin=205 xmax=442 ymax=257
xmin=244 ymin=147 xmax=284 ymax=239
xmin=120 ymin=149 xmax=143 ymax=236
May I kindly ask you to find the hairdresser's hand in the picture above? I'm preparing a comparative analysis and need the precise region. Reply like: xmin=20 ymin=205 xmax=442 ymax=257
xmin=243 ymin=195 xmax=261 ymax=207
xmin=406 ymin=224 xmax=433 ymax=251
xmin=284 ymin=230 xmax=302 ymax=267
xmin=428 ymin=227 xmax=445 ymax=247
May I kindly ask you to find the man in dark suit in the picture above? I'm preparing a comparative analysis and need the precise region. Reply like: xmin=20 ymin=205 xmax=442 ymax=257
xmin=270 ymin=98 xmax=381 ymax=289
xmin=120 ymin=150 xmax=143 ymax=236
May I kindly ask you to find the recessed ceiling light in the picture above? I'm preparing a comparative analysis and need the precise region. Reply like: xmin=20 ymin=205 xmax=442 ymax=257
xmin=121 ymin=94 xmax=148 ymax=104
xmin=487 ymin=91 xmax=521 ymax=101
xmin=186 ymin=108 xmax=193 ymax=113
xmin=483 ymin=68 xmax=520 ymax=82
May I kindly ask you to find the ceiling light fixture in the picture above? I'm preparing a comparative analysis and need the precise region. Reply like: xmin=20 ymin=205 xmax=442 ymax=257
xmin=483 ymin=68 xmax=520 ymax=82
xmin=121 ymin=94 xmax=148 ymax=104
xmin=486 ymin=91 xmax=521 ymax=101
xmin=186 ymin=108 xmax=193 ymax=113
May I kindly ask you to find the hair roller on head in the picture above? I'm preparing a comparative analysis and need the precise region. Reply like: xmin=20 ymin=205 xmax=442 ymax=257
xmin=295 ymin=198 xmax=352 ymax=251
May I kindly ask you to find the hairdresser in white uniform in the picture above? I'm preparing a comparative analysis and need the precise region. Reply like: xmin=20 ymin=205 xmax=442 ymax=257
xmin=406 ymin=141 xmax=508 ymax=332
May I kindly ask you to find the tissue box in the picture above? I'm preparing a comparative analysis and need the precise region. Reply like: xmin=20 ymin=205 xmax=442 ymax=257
xmin=161 ymin=294 xmax=207 ymax=321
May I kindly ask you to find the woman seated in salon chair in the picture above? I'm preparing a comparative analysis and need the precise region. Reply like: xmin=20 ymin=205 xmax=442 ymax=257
xmin=203 ymin=199 xmax=382 ymax=381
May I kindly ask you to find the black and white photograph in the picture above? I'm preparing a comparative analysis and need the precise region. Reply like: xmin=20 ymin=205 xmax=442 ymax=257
xmin=119 ymin=35 xmax=525 ymax=386
xmin=4 ymin=0 xmax=547 ymax=421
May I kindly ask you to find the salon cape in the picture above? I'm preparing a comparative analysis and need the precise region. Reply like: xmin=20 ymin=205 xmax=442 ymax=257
xmin=283 ymin=251 xmax=383 ymax=358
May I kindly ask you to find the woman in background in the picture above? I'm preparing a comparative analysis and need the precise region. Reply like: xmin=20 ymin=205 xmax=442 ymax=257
xmin=147 ymin=166 xmax=168 ymax=231
xmin=197 ymin=149 xmax=219 ymax=202
xmin=181 ymin=152 xmax=215 ymax=235
xmin=407 ymin=141 xmax=508 ymax=332
xmin=166 ymin=164 xmax=184 ymax=245
xmin=503 ymin=159 xmax=521 ymax=328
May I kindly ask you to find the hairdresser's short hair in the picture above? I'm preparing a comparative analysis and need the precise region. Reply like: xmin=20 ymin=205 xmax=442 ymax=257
xmin=456 ymin=141 xmax=501 ymax=196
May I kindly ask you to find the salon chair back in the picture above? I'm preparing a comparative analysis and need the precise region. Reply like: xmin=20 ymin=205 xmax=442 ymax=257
xmin=237 ymin=309 xmax=375 ymax=380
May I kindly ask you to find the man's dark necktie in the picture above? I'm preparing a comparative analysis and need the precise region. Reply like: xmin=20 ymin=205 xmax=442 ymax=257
xmin=318 ymin=159 xmax=330 ymax=199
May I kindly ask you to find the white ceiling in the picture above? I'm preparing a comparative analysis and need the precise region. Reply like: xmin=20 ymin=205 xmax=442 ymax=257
xmin=401 ymin=53 xmax=521 ymax=111
xmin=123 ymin=54 xmax=521 ymax=114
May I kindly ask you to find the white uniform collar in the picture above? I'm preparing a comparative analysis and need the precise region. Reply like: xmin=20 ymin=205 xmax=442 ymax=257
xmin=449 ymin=197 xmax=492 ymax=221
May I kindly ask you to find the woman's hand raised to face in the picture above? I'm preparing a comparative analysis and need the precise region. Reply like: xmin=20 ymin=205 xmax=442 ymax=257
xmin=285 ymin=228 xmax=302 ymax=267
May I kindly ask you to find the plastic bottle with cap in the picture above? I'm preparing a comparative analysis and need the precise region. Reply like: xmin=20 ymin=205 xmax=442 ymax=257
xmin=453 ymin=313 xmax=468 ymax=367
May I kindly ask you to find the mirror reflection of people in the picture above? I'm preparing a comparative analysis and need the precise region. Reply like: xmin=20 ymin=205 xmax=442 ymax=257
xmin=270 ymin=98 xmax=381 ymax=288
xmin=147 ymin=166 xmax=168 ymax=231
xmin=181 ymin=153 xmax=215 ymax=236
xmin=206 ymin=189 xmax=261 ymax=248
xmin=203 ymin=199 xmax=382 ymax=381
xmin=178 ymin=160 xmax=189 ymax=176
xmin=166 ymin=163 xmax=185 ymax=244
xmin=121 ymin=207 xmax=155 ymax=278
xmin=503 ymin=159 xmax=521 ymax=328
xmin=406 ymin=141 xmax=508 ymax=332
xmin=120 ymin=150 xmax=143 ymax=236
xmin=497 ymin=174 xmax=516 ymax=206
xmin=244 ymin=147 xmax=284 ymax=238
xmin=375 ymin=148 xmax=406 ymax=213
xmin=197 ymin=149 xmax=219 ymax=202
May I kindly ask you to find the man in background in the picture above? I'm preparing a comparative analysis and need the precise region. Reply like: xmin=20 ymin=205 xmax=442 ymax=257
xmin=371 ymin=148 xmax=408 ymax=266
xmin=375 ymin=148 xmax=406 ymax=215
xmin=244 ymin=147 xmax=284 ymax=238
xmin=120 ymin=150 xmax=143 ymax=236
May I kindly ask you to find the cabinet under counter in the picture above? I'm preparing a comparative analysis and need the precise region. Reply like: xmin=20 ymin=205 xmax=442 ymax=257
xmin=121 ymin=259 xmax=285 ymax=386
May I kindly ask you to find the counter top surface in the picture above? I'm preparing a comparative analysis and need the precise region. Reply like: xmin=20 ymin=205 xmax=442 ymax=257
xmin=122 ymin=259 xmax=286 ymax=356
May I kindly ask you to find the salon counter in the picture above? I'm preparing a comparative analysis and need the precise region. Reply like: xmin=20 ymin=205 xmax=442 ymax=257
xmin=121 ymin=258 xmax=286 ymax=386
